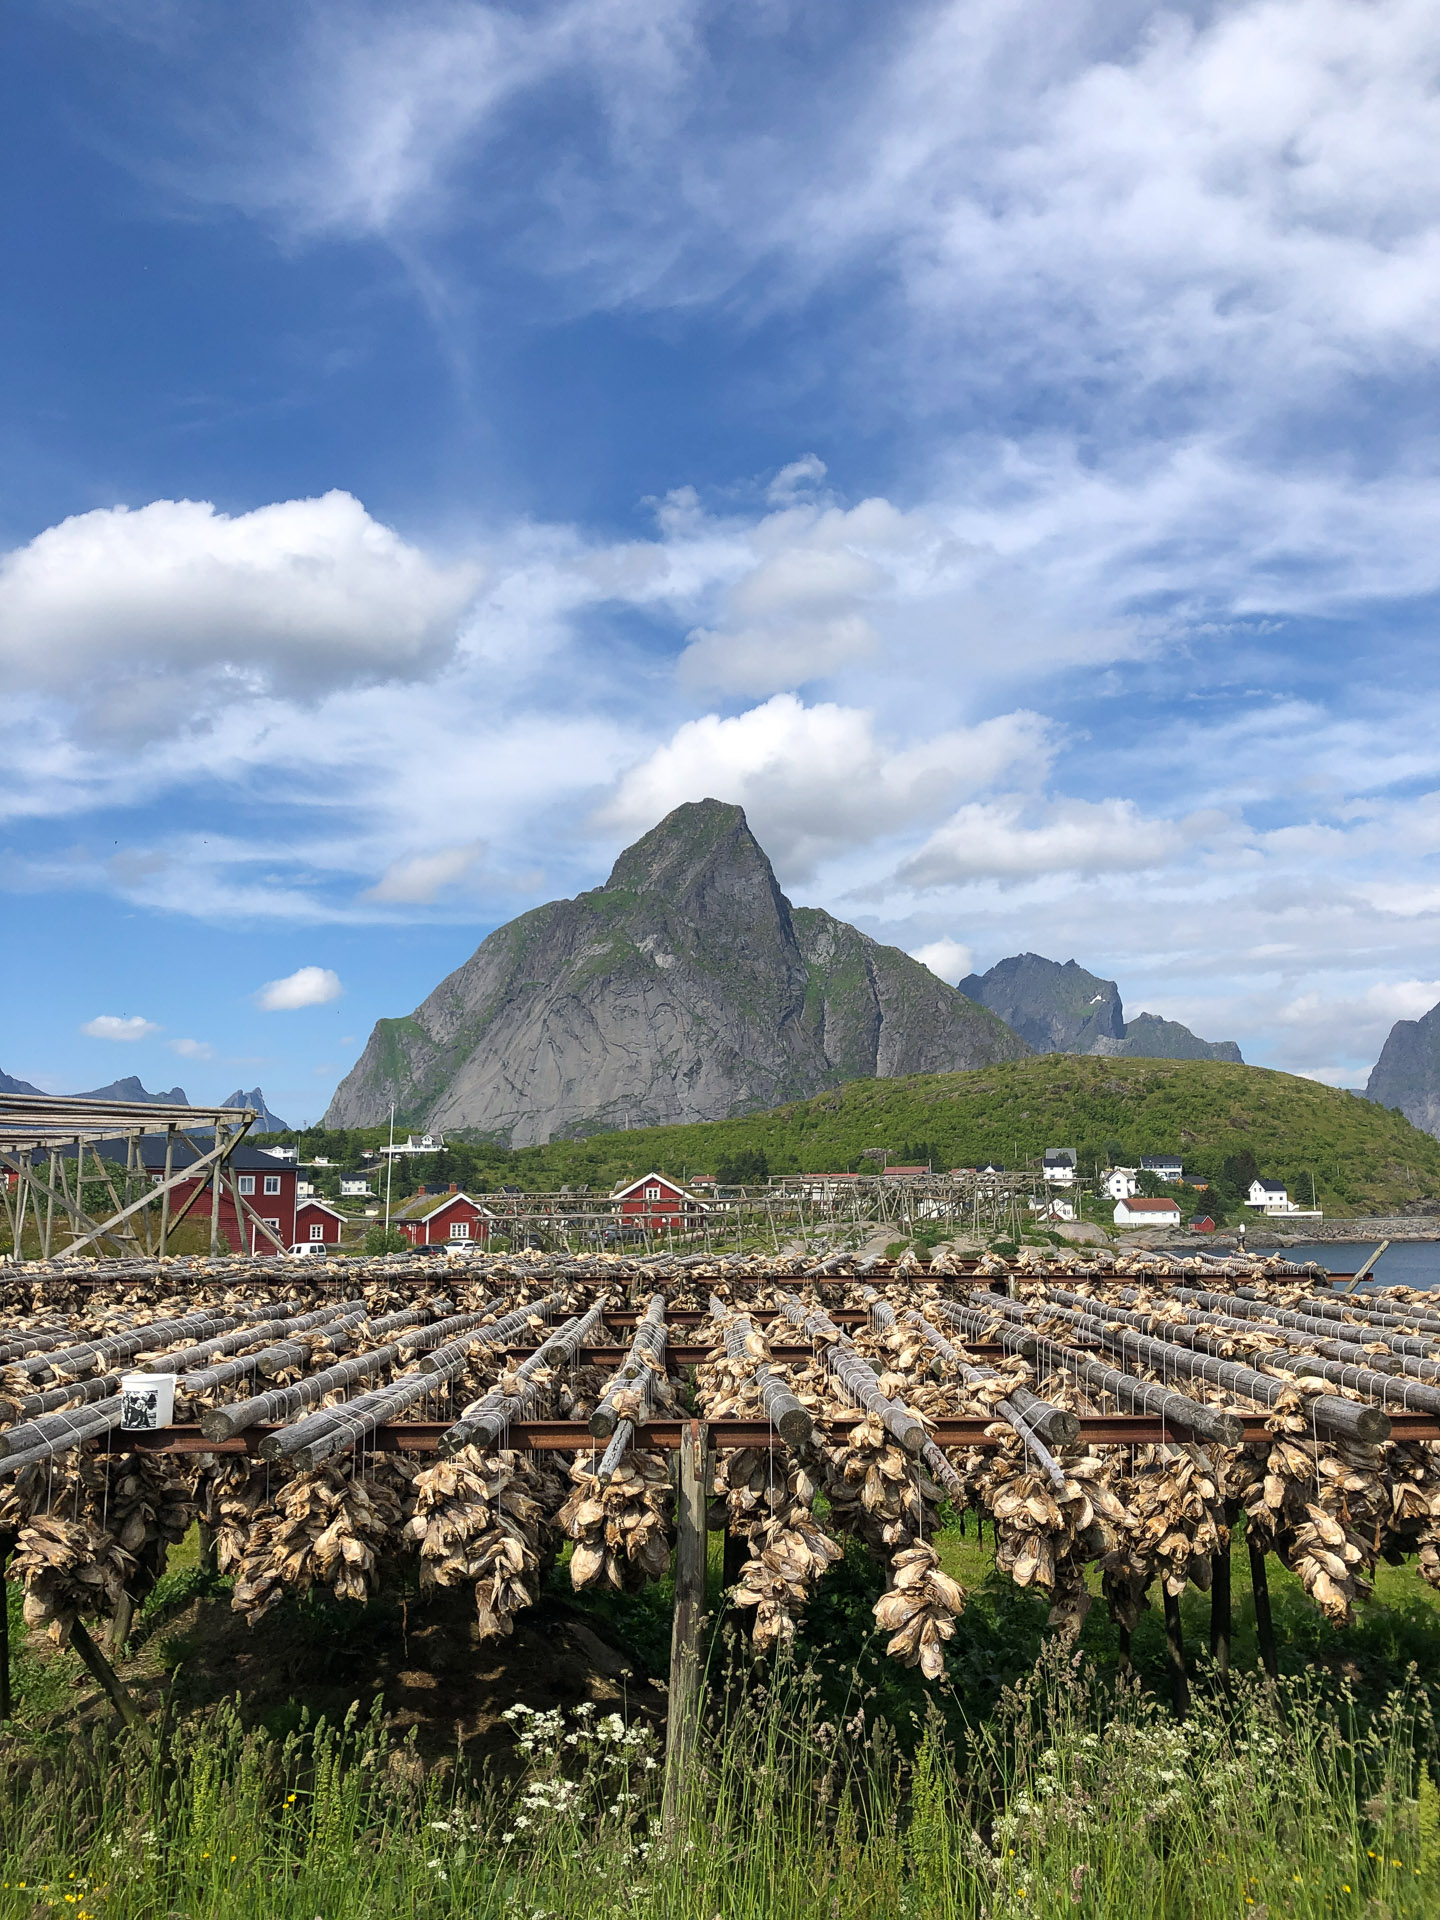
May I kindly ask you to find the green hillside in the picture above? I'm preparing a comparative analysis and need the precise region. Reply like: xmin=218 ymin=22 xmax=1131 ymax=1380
xmin=283 ymin=1057 xmax=1440 ymax=1216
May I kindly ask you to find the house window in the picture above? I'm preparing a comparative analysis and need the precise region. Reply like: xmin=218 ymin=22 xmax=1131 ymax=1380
xmin=238 ymin=1174 xmax=255 ymax=1195
xmin=262 ymin=1218 xmax=280 ymax=1231
xmin=310 ymin=1223 xmax=325 ymax=1240
xmin=264 ymin=1174 xmax=281 ymax=1195
xmin=450 ymin=1220 xmax=470 ymax=1239
xmin=644 ymin=1186 xmax=661 ymax=1200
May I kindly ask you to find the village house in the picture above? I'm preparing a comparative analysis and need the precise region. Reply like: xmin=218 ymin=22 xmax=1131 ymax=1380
xmin=293 ymin=1199 xmax=346 ymax=1250
xmin=394 ymin=1187 xmax=495 ymax=1247
xmin=611 ymin=1172 xmax=709 ymax=1227
xmin=1104 ymin=1168 xmax=1140 ymax=1200
xmin=1141 ymin=1156 xmax=1184 ymax=1182
xmin=380 ymin=1133 xmax=447 ymax=1158
xmin=1113 ymin=1195 xmax=1182 ymax=1228
xmin=1031 ymin=1195 xmax=1077 ymax=1223
xmin=1247 ymin=1178 xmax=1289 ymax=1211
xmin=1244 ymin=1177 xmax=1323 ymax=1221
xmin=1043 ymin=1148 xmax=1078 ymax=1186
xmin=881 ymin=1164 xmax=931 ymax=1179
xmin=339 ymin=1178 xmax=373 ymax=1197
xmin=114 ymin=1138 xmax=301 ymax=1254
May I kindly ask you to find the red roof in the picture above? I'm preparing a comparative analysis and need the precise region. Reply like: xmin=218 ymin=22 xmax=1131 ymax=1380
xmin=882 ymin=1165 xmax=930 ymax=1176
xmin=1118 ymin=1196 xmax=1181 ymax=1213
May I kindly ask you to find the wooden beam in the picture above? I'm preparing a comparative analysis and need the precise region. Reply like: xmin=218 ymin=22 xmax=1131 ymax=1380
xmin=1210 ymin=1541 xmax=1232 ymax=1677
xmin=210 ymin=1123 xmax=225 ymax=1257
xmin=67 ymin=1616 xmax=147 ymax=1736
xmin=159 ymin=1125 xmax=174 ymax=1256
xmin=1248 ymin=1535 xmax=1279 ymax=1681
xmin=1162 ymin=1585 xmax=1189 ymax=1716
xmin=0 ymin=1531 xmax=12 ymax=1721
xmin=662 ymin=1418 xmax=707 ymax=1833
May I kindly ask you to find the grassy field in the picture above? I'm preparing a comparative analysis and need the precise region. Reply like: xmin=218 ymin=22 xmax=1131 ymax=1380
xmin=256 ymin=1056 xmax=1440 ymax=1216
xmin=7 ymin=1520 xmax=1440 ymax=1917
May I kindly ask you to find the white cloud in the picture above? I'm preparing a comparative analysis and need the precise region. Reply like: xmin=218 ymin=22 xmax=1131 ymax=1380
xmin=81 ymin=1014 xmax=160 ymax=1041
xmin=256 ymin=966 xmax=344 ymax=1011
xmin=598 ymin=695 xmax=1052 ymax=882
xmin=909 ymin=937 xmax=974 ymax=986
xmin=897 ymin=796 xmax=1201 ymax=888
xmin=169 ymin=1037 xmax=215 ymax=1060
xmin=0 ymin=491 xmax=479 ymax=740
xmin=365 ymin=841 xmax=487 ymax=904
xmin=767 ymin=456 xmax=828 ymax=503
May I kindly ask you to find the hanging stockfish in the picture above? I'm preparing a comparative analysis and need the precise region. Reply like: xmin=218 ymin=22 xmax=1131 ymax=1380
xmin=705 ymin=1297 xmax=815 ymax=1444
xmin=556 ymin=1450 xmax=674 ymax=1592
xmin=229 ymin=1457 xmax=416 ymax=1620
xmin=245 ymin=1298 xmax=556 ymax=1461
xmin=872 ymin=1541 xmax=965 ymax=1679
xmin=408 ymin=1446 xmax=567 ymax=1637
xmin=8 ymin=1508 xmax=132 ymax=1640
xmin=1230 ymin=1393 xmax=1387 ymax=1623
xmin=588 ymin=1294 xmax=670 ymax=1439
xmin=441 ymin=1301 xmax=606 ymax=1454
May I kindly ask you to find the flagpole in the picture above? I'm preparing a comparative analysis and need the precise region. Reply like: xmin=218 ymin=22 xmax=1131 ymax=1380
xmin=385 ymin=1104 xmax=395 ymax=1235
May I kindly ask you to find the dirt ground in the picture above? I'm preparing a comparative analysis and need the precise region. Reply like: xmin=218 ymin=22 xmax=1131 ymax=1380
xmin=58 ymin=1580 xmax=669 ymax=1771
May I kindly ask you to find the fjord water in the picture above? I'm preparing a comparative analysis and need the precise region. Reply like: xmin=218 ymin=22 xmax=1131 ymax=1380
xmin=1283 ymin=1240 xmax=1440 ymax=1291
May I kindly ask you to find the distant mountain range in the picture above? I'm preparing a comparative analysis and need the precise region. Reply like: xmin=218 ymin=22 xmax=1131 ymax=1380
xmin=958 ymin=954 xmax=1242 ymax=1062
xmin=0 ymin=1073 xmax=288 ymax=1133
xmin=326 ymin=799 xmax=1027 ymax=1145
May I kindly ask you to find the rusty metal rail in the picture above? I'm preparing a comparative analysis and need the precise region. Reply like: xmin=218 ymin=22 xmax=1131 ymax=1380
xmin=99 ymin=1410 xmax=1440 ymax=1456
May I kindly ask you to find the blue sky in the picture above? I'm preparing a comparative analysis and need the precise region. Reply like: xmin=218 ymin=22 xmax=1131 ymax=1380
xmin=4 ymin=0 xmax=1440 ymax=1123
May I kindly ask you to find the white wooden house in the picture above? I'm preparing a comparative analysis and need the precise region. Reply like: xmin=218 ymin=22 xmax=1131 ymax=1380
xmin=1104 ymin=1168 xmax=1140 ymax=1200
xmin=1114 ymin=1196 xmax=1181 ymax=1228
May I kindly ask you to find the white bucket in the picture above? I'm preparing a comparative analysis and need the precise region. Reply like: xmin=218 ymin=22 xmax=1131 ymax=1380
xmin=119 ymin=1372 xmax=176 ymax=1431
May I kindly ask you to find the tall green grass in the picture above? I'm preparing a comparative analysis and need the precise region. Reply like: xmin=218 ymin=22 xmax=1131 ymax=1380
xmin=2 ymin=1652 xmax=1437 ymax=1919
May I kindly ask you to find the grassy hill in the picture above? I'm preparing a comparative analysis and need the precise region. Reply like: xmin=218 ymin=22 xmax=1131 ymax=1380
xmin=279 ymin=1057 xmax=1440 ymax=1216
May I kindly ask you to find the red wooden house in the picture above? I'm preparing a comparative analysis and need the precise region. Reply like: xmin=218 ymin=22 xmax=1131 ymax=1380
xmin=611 ymin=1172 xmax=709 ymax=1227
xmin=396 ymin=1189 xmax=495 ymax=1247
xmin=135 ymin=1140 xmax=299 ymax=1254
xmin=294 ymin=1199 xmax=347 ymax=1248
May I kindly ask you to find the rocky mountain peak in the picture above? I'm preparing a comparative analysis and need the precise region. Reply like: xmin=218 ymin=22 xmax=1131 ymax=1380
xmin=324 ymin=805 xmax=1026 ymax=1144
xmin=603 ymin=798 xmax=761 ymax=899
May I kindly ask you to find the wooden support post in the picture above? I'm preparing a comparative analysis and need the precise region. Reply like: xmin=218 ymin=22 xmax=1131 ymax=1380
xmin=43 ymin=1150 xmax=57 ymax=1259
xmin=663 ymin=1418 xmax=707 ymax=1832
xmin=209 ymin=1123 xmax=225 ymax=1256
xmin=1209 ymin=1543 xmax=1232 ymax=1676
xmin=1248 ymin=1534 xmax=1279 ymax=1680
xmin=0 ymin=1533 xmax=12 ymax=1722
xmin=68 ymin=1616 xmax=146 ymax=1735
xmin=106 ymin=1591 xmax=136 ymax=1660
xmin=1162 ymin=1586 xmax=1189 ymax=1717
xmin=159 ymin=1125 xmax=175 ymax=1256
xmin=198 ymin=1519 xmax=218 ymax=1575
xmin=722 ymin=1525 xmax=747 ymax=1594
xmin=1116 ymin=1623 xmax=1132 ymax=1673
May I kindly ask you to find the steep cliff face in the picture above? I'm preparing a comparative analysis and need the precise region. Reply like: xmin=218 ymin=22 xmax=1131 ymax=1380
xmin=324 ymin=801 xmax=1026 ymax=1144
xmin=794 ymin=909 xmax=1027 ymax=1080
xmin=960 ymin=954 xmax=1242 ymax=1062
xmin=1367 ymin=1002 xmax=1440 ymax=1137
